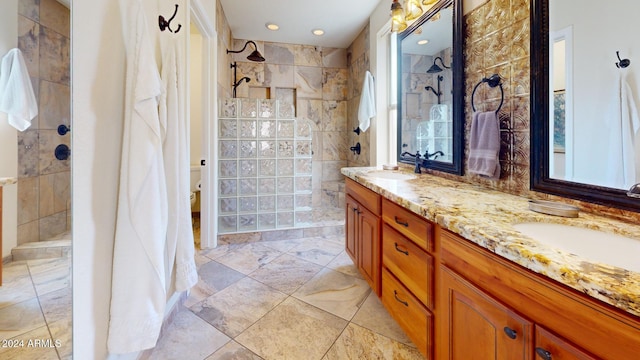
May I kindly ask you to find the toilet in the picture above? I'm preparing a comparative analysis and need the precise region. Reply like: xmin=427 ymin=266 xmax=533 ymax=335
xmin=190 ymin=166 xmax=201 ymax=211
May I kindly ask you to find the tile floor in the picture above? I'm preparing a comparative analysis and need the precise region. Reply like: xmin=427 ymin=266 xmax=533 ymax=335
xmin=147 ymin=228 xmax=425 ymax=359
xmin=0 ymin=257 xmax=72 ymax=359
xmin=0 ymin=210 xmax=424 ymax=360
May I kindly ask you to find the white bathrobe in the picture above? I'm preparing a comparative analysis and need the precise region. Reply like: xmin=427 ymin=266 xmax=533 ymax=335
xmin=607 ymin=68 xmax=640 ymax=189
xmin=108 ymin=0 xmax=168 ymax=353
xmin=159 ymin=34 xmax=198 ymax=293
xmin=0 ymin=48 xmax=38 ymax=131
xmin=357 ymin=70 xmax=376 ymax=132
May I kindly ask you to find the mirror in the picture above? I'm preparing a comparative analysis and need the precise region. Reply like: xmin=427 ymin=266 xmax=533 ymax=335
xmin=397 ymin=0 xmax=464 ymax=175
xmin=531 ymin=0 xmax=640 ymax=211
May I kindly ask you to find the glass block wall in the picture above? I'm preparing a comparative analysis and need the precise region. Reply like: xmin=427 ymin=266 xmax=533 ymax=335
xmin=218 ymin=98 xmax=314 ymax=233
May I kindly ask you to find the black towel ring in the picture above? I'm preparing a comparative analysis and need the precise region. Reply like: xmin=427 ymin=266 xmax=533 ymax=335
xmin=471 ymin=74 xmax=504 ymax=113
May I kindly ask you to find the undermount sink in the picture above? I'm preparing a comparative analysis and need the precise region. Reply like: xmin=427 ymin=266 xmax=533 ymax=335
xmin=513 ymin=222 xmax=640 ymax=273
xmin=364 ymin=170 xmax=416 ymax=180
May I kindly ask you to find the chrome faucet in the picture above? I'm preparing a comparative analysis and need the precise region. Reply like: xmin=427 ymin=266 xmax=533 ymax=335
xmin=401 ymin=151 xmax=422 ymax=173
xmin=627 ymin=183 xmax=640 ymax=198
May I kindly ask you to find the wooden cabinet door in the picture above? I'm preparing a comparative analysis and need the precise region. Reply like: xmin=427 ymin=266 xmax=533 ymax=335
xmin=345 ymin=195 xmax=358 ymax=263
xmin=534 ymin=326 xmax=597 ymax=360
xmin=358 ymin=204 xmax=381 ymax=295
xmin=440 ymin=266 xmax=533 ymax=360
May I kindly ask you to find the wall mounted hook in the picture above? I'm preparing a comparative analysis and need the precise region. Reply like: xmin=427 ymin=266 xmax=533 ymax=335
xmin=159 ymin=4 xmax=182 ymax=33
xmin=353 ymin=127 xmax=361 ymax=135
xmin=616 ymin=51 xmax=630 ymax=68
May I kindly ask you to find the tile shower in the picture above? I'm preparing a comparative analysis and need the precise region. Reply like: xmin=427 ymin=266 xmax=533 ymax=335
xmin=218 ymin=98 xmax=315 ymax=233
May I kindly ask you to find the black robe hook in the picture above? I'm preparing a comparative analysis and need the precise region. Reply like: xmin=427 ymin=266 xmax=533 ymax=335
xmin=616 ymin=51 xmax=630 ymax=68
xmin=159 ymin=4 xmax=182 ymax=33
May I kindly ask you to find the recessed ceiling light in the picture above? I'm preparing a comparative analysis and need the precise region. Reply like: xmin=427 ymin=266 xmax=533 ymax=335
xmin=312 ymin=29 xmax=325 ymax=36
xmin=417 ymin=39 xmax=429 ymax=45
xmin=266 ymin=23 xmax=279 ymax=31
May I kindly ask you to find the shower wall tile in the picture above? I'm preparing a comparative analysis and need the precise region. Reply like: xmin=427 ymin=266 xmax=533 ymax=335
xmin=38 ymin=81 xmax=70 ymax=130
xmin=322 ymin=48 xmax=348 ymax=69
xmin=38 ymin=171 xmax=69 ymax=218
xmin=19 ymin=0 xmax=40 ymax=22
xmin=18 ymin=221 xmax=39 ymax=245
xmin=294 ymin=45 xmax=322 ymax=67
xmin=322 ymin=161 xmax=347 ymax=182
xmin=18 ymin=16 xmax=40 ymax=79
xmin=322 ymin=132 xmax=347 ymax=161
xmin=264 ymin=64 xmax=294 ymax=88
xmin=39 ymin=26 xmax=69 ymax=85
xmin=295 ymin=66 xmax=323 ymax=99
xmin=237 ymin=61 xmax=265 ymax=86
xmin=40 ymin=0 xmax=70 ymax=37
xmin=264 ymin=43 xmax=295 ymax=65
xmin=322 ymin=69 xmax=348 ymax=101
xmin=297 ymin=99 xmax=323 ymax=130
xmin=38 ymin=129 xmax=69 ymax=175
xmin=322 ymin=101 xmax=347 ymax=132
xmin=18 ymin=177 xmax=39 ymax=225
xmin=39 ymin=211 xmax=67 ymax=240
xmin=18 ymin=130 xmax=39 ymax=177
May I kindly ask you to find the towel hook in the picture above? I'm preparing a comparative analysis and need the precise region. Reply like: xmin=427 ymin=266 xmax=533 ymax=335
xmin=471 ymin=74 xmax=504 ymax=114
xmin=159 ymin=4 xmax=182 ymax=33
xmin=616 ymin=51 xmax=630 ymax=68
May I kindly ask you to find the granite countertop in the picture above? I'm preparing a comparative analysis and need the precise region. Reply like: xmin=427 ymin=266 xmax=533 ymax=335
xmin=342 ymin=166 xmax=640 ymax=318
xmin=0 ymin=177 xmax=17 ymax=186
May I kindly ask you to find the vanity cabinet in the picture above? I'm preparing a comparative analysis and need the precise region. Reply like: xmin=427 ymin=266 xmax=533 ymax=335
xmin=437 ymin=228 xmax=639 ymax=360
xmin=345 ymin=178 xmax=381 ymax=295
xmin=380 ymin=198 xmax=435 ymax=358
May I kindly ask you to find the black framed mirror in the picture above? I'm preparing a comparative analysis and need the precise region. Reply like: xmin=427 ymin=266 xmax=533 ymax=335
xmin=397 ymin=0 xmax=464 ymax=175
xmin=531 ymin=0 xmax=640 ymax=212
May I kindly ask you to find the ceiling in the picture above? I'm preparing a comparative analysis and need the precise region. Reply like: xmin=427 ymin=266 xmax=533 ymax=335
xmin=219 ymin=0 xmax=385 ymax=49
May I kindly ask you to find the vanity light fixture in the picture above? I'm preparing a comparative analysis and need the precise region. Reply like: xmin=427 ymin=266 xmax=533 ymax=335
xmin=226 ymin=40 xmax=266 ymax=62
xmin=405 ymin=0 xmax=424 ymax=21
xmin=266 ymin=23 xmax=279 ymax=31
xmin=390 ymin=0 xmax=407 ymax=32
xmin=422 ymin=0 xmax=438 ymax=5
xmin=312 ymin=29 xmax=325 ymax=36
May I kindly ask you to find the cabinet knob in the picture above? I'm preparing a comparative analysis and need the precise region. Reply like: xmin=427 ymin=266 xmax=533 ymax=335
xmin=394 ymin=243 xmax=409 ymax=256
xmin=503 ymin=326 xmax=517 ymax=339
xmin=535 ymin=347 xmax=552 ymax=360
xmin=393 ymin=290 xmax=409 ymax=307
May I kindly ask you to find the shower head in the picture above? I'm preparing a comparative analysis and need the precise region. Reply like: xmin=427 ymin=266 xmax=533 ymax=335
xmin=427 ymin=56 xmax=450 ymax=73
xmin=234 ymin=77 xmax=251 ymax=86
xmin=227 ymin=40 xmax=266 ymax=62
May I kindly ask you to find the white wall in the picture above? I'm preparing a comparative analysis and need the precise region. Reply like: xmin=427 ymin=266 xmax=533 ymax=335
xmin=73 ymin=0 xmax=216 ymax=358
xmin=0 ymin=0 xmax=18 ymax=259
xmin=190 ymin=25 xmax=203 ymax=167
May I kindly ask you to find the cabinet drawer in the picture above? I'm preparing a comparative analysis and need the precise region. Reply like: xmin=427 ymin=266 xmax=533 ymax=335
xmin=381 ymin=268 xmax=432 ymax=358
xmin=346 ymin=178 xmax=380 ymax=215
xmin=382 ymin=224 xmax=433 ymax=309
xmin=382 ymin=198 xmax=433 ymax=252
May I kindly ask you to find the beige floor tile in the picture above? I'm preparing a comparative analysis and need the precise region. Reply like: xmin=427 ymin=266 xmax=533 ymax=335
xmin=0 ymin=298 xmax=47 ymax=339
xmin=48 ymin=318 xmax=72 ymax=359
xmin=322 ymin=323 xmax=424 ymax=360
xmin=38 ymin=287 xmax=72 ymax=324
xmin=249 ymin=253 xmax=323 ymax=294
xmin=287 ymin=237 xmax=344 ymax=266
xmin=235 ymin=297 xmax=347 ymax=360
xmin=147 ymin=310 xmax=230 ymax=360
xmin=27 ymin=258 xmax=71 ymax=297
xmin=0 ymin=325 xmax=60 ymax=360
xmin=186 ymin=260 xmax=247 ymax=308
xmin=293 ymin=268 xmax=371 ymax=320
xmin=0 ymin=262 xmax=37 ymax=310
xmin=191 ymin=277 xmax=287 ymax=337
xmin=215 ymin=243 xmax=283 ymax=274
xmin=325 ymin=251 xmax=362 ymax=279
xmin=205 ymin=340 xmax=263 ymax=360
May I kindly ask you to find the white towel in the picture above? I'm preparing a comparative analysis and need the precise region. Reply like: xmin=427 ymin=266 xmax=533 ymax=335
xmin=108 ymin=0 xmax=167 ymax=354
xmin=357 ymin=70 xmax=376 ymax=132
xmin=607 ymin=68 xmax=640 ymax=189
xmin=159 ymin=34 xmax=198 ymax=293
xmin=468 ymin=111 xmax=501 ymax=179
xmin=0 ymin=48 xmax=37 ymax=131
